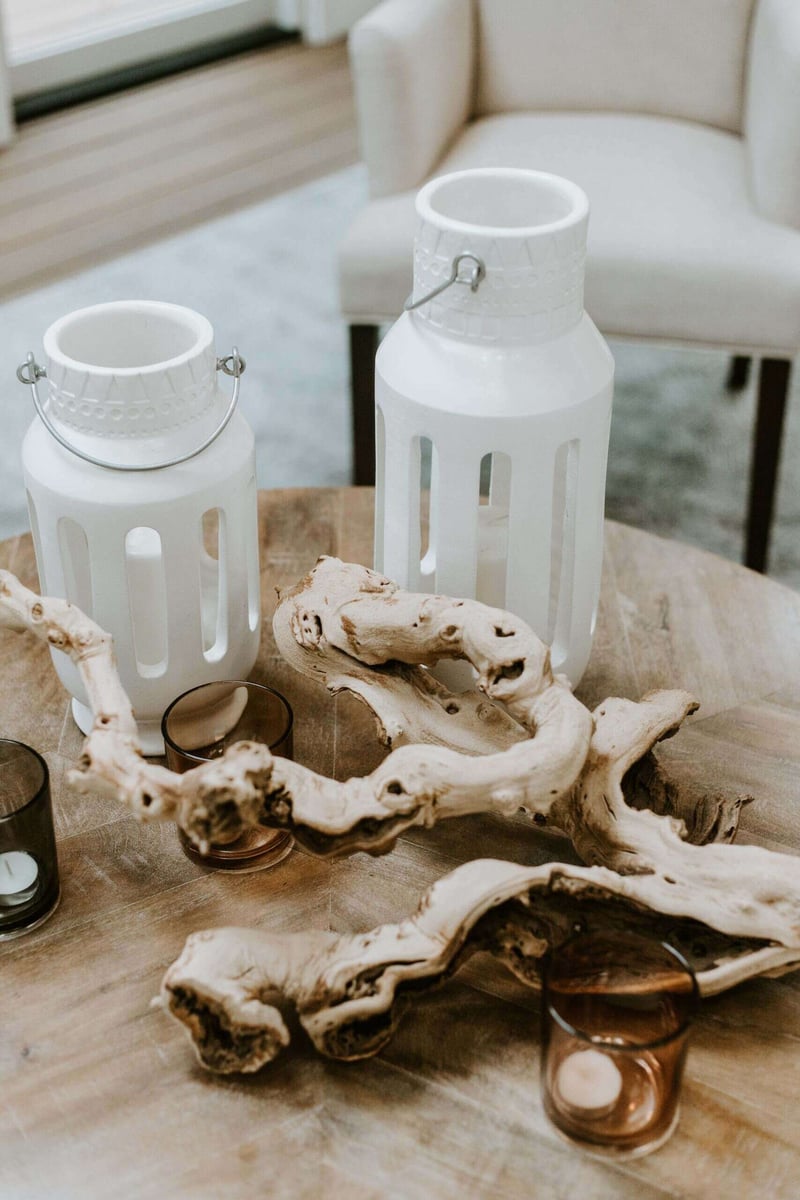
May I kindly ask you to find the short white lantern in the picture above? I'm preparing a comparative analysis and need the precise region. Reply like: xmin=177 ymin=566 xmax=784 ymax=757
xmin=19 ymin=300 xmax=261 ymax=753
xmin=375 ymin=168 xmax=614 ymax=685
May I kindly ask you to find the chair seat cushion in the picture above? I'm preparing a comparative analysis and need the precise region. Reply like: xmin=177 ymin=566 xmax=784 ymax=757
xmin=339 ymin=113 xmax=800 ymax=353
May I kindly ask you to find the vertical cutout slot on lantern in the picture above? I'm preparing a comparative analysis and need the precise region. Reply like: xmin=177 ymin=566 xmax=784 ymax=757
xmin=398 ymin=432 xmax=421 ymax=590
xmin=477 ymin=452 xmax=511 ymax=610
xmin=26 ymin=492 xmax=47 ymax=593
xmin=374 ymin=404 xmax=386 ymax=573
xmin=407 ymin=435 xmax=423 ymax=587
xmin=125 ymin=527 xmax=168 ymax=677
xmin=548 ymin=440 xmax=579 ymax=664
xmin=57 ymin=517 xmax=93 ymax=616
xmin=418 ymin=436 xmax=433 ymax=571
xmin=245 ymin=477 xmax=260 ymax=634
xmin=200 ymin=508 xmax=228 ymax=662
xmin=419 ymin=437 xmax=438 ymax=591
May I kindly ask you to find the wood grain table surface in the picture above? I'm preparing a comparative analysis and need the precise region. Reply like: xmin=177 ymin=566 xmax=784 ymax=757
xmin=1 ymin=487 xmax=799 ymax=1200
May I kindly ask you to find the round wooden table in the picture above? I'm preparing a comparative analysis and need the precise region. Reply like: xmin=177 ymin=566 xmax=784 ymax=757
xmin=2 ymin=488 xmax=799 ymax=1200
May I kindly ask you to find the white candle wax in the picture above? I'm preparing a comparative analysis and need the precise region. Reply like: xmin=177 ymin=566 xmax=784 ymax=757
xmin=555 ymin=1048 xmax=623 ymax=1119
xmin=0 ymin=850 xmax=39 ymax=906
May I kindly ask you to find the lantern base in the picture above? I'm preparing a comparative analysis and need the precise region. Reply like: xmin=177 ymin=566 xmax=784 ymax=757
xmin=72 ymin=699 xmax=165 ymax=757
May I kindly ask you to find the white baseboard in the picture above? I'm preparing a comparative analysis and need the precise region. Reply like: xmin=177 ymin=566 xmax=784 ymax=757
xmin=9 ymin=0 xmax=282 ymax=98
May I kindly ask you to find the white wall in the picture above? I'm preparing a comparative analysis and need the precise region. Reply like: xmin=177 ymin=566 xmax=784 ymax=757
xmin=276 ymin=0 xmax=380 ymax=44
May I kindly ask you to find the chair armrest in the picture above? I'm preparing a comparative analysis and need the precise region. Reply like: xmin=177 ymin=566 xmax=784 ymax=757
xmin=745 ymin=0 xmax=800 ymax=229
xmin=349 ymin=0 xmax=475 ymax=199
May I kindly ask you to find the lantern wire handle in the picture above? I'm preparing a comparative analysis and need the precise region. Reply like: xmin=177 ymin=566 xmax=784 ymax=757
xmin=404 ymin=252 xmax=486 ymax=312
xmin=16 ymin=349 xmax=246 ymax=472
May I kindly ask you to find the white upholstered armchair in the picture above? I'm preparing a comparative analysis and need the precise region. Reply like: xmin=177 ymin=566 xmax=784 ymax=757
xmin=338 ymin=0 xmax=800 ymax=572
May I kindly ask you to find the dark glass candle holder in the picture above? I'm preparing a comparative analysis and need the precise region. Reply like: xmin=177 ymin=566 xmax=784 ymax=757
xmin=541 ymin=932 xmax=698 ymax=1159
xmin=162 ymin=680 xmax=294 ymax=872
xmin=0 ymin=739 xmax=60 ymax=940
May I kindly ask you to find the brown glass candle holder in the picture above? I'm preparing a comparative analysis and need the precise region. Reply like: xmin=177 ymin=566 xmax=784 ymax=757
xmin=0 ymin=739 xmax=60 ymax=940
xmin=541 ymin=932 xmax=698 ymax=1159
xmin=162 ymin=680 xmax=294 ymax=873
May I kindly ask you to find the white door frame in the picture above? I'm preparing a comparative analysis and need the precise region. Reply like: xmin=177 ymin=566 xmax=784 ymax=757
xmin=8 ymin=0 xmax=280 ymax=100
xmin=0 ymin=0 xmax=376 ymax=133
xmin=0 ymin=11 xmax=14 ymax=144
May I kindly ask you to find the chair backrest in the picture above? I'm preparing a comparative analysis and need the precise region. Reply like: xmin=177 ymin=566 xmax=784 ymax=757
xmin=475 ymin=0 xmax=756 ymax=133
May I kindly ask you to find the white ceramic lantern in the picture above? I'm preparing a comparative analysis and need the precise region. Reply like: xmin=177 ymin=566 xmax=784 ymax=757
xmin=375 ymin=168 xmax=614 ymax=686
xmin=19 ymin=301 xmax=261 ymax=753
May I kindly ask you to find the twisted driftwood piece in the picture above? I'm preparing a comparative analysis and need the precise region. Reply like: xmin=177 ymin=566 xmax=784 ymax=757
xmin=270 ymin=559 xmax=799 ymax=945
xmin=271 ymin=558 xmax=749 ymax=849
xmin=169 ymin=556 xmax=800 ymax=1074
xmin=0 ymin=561 xmax=738 ymax=857
xmin=160 ymin=857 xmax=800 ymax=1074
xmin=2 ymin=560 xmax=800 ymax=1075
xmin=0 ymin=559 xmax=589 ymax=855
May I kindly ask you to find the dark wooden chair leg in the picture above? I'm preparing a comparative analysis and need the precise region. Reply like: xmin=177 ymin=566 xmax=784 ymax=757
xmin=726 ymin=355 xmax=752 ymax=392
xmin=350 ymin=324 xmax=380 ymax=486
xmin=745 ymin=357 xmax=792 ymax=573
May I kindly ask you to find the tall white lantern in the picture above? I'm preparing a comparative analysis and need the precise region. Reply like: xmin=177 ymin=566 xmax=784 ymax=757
xmin=375 ymin=168 xmax=614 ymax=685
xmin=19 ymin=300 xmax=261 ymax=753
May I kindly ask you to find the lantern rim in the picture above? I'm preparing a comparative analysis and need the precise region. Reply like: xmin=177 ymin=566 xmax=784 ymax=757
xmin=43 ymin=300 xmax=213 ymax=378
xmin=416 ymin=167 xmax=589 ymax=240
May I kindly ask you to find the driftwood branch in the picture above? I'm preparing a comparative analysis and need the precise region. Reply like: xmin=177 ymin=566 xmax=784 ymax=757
xmin=4 ymin=558 xmax=597 ymax=853
xmin=3 ymin=557 xmax=800 ymax=1079
xmin=160 ymin=857 xmax=800 ymax=1074
xmin=163 ymin=559 xmax=800 ymax=1072
xmin=0 ymin=561 xmax=738 ymax=857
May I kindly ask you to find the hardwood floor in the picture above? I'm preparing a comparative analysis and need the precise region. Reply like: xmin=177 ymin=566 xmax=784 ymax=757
xmin=0 ymin=40 xmax=359 ymax=299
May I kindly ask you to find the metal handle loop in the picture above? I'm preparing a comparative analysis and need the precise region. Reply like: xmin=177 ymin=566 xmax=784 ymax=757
xmin=404 ymin=252 xmax=486 ymax=312
xmin=16 ymin=348 xmax=245 ymax=472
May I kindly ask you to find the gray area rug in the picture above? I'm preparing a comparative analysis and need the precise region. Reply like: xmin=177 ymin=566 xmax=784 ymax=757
xmin=1 ymin=164 xmax=798 ymax=589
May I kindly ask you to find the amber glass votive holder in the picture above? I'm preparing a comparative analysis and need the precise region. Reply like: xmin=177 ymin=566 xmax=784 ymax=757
xmin=162 ymin=681 xmax=294 ymax=872
xmin=0 ymin=739 xmax=60 ymax=940
xmin=541 ymin=932 xmax=698 ymax=1159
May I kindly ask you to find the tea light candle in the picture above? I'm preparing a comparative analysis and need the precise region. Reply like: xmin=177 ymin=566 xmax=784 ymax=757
xmin=555 ymin=1048 xmax=623 ymax=1118
xmin=0 ymin=850 xmax=39 ymax=906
